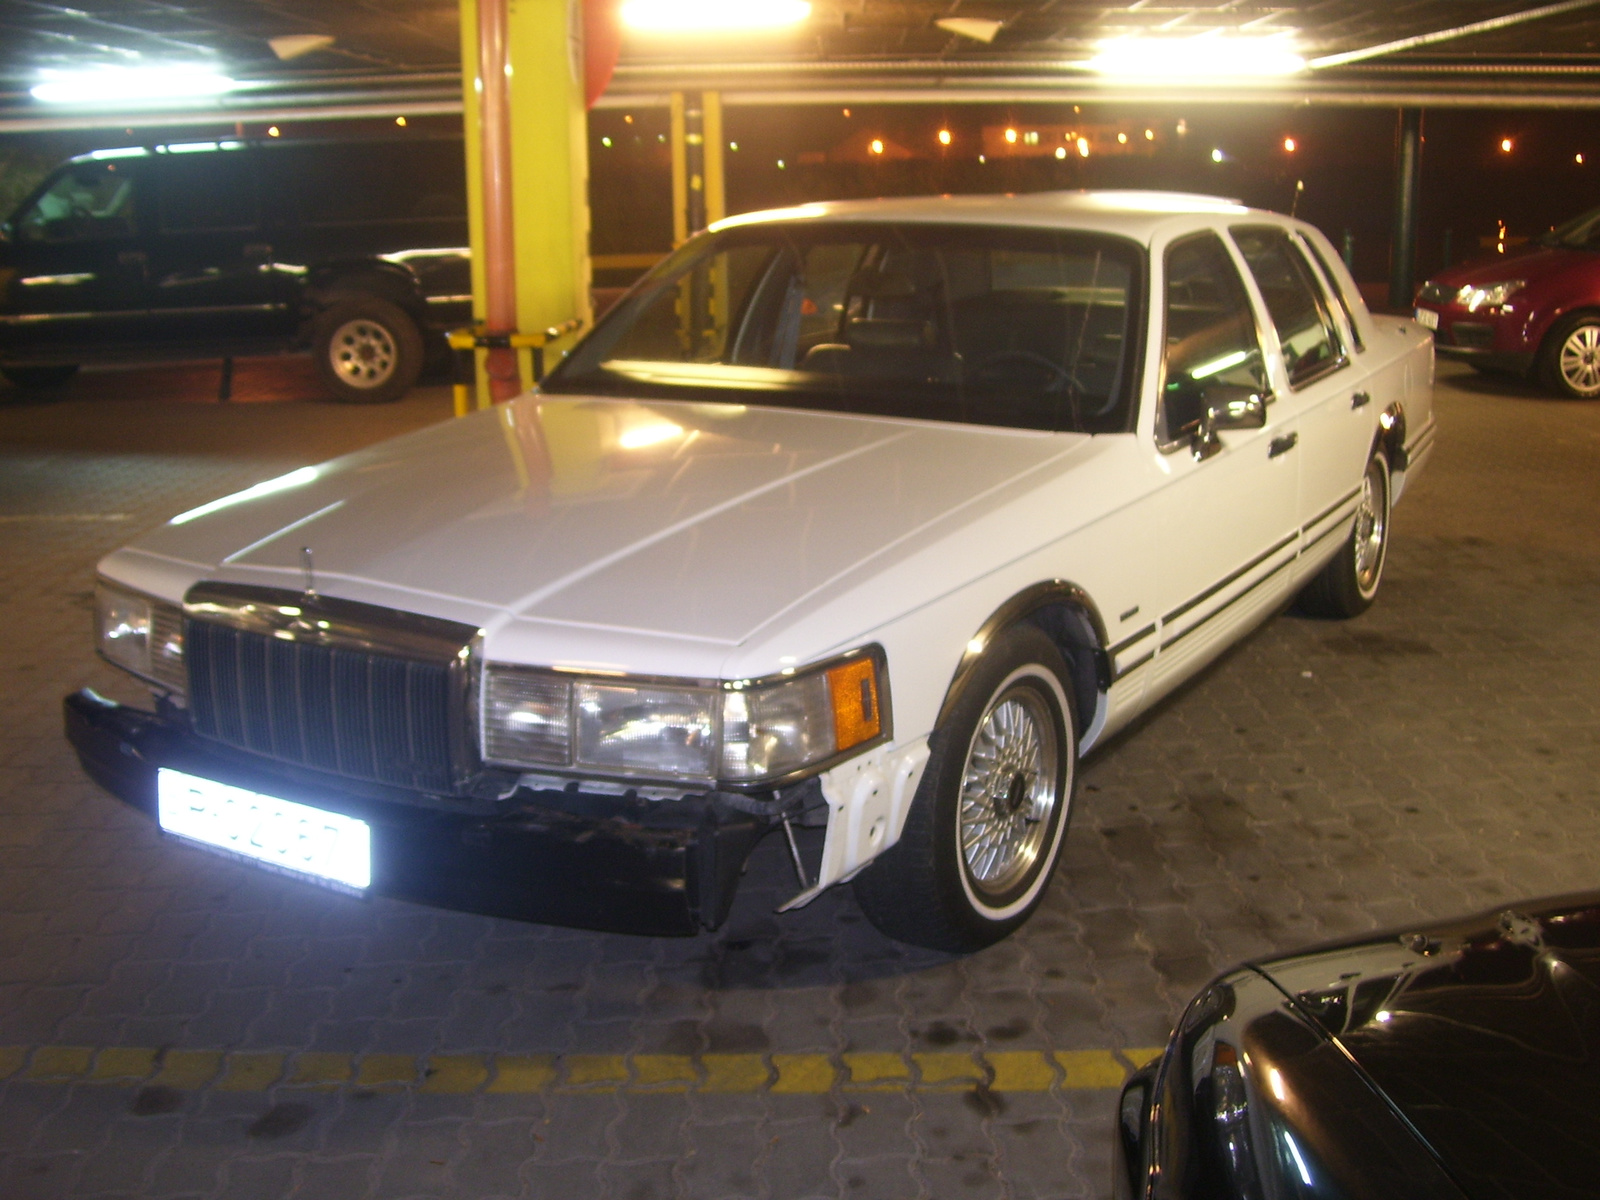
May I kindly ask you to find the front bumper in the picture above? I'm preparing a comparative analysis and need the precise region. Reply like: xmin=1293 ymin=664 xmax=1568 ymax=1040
xmin=64 ymin=690 xmax=768 ymax=937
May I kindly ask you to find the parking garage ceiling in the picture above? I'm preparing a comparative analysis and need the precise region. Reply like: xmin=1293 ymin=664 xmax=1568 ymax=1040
xmin=4 ymin=0 xmax=1600 ymax=127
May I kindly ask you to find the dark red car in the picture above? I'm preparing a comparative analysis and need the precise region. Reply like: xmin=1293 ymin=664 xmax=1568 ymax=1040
xmin=1415 ymin=205 xmax=1600 ymax=398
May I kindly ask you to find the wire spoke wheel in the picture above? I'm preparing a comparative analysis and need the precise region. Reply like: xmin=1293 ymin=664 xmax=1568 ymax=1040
xmin=957 ymin=685 xmax=1060 ymax=899
xmin=1352 ymin=457 xmax=1388 ymax=595
xmin=329 ymin=318 xmax=399 ymax=389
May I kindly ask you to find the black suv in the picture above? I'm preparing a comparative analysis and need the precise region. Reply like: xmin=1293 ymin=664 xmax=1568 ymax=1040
xmin=0 ymin=135 xmax=470 ymax=403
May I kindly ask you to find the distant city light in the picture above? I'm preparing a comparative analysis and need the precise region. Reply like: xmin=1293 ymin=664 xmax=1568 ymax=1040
xmin=267 ymin=125 xmax=281 ymax=138
xmin=978 ymin=154 xmax=986 ymax=163
xmin=1500 ymin=138 xmax=1514 ymax=153
xmin=601 ymin=136 xmax=612 ymax=147
xmin=842 ymin=108 xmax=851 ymax=117
xmin=777 ymin=159 xmax=785 ymax=169
xmin=1211 ymin=147 xmax=1225 ymax=163
xmin=31 ymin=66 xmax=237 ymax=105
xmin=395 ymin=116 xmax=407 ymax=127
xmin=868 ymin=138 xmax=884 ymax=155
xmin=937 ymin=129 xmax=952 ymax=145
xmin=1077 ymin=137 xmax=1090 ymax=157
xmin=621 ymin=0 xmax=810 ymax=31
xmin=1144 ymin=128 xmax=1155 ymax=140
xmin=1054 ymin=146 xmax=1067 ymax=159
xmin=1004 ymin=128 xmax=1018 ymax=144
xmin=1117 ymin=132 xmax=1128 ymax=144
xmin=1283 ymin=136 xmax=1297 ymax=152
xmin=729 ymin=141 xmax=738 ymax=151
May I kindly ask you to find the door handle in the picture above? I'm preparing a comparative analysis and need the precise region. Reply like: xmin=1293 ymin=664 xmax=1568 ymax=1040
xmin=117 ymin=249 xmax=146 ymax=266
xmin=1350 ymin=390 xmax=1371 ymax=409
xmin=1268 ymin=432 xmax=1299 ymax=459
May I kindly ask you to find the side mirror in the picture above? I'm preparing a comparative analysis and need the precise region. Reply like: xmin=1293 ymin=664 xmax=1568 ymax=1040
xmin=1192 ymin=384 xmax=1267 ymax=459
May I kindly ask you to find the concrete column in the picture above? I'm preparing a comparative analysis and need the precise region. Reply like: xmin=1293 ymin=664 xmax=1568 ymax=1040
xmin=459 ymin=0 xmax=592 ymax=407
xmin=1388 ymin=108 xmax=1423 ymax=311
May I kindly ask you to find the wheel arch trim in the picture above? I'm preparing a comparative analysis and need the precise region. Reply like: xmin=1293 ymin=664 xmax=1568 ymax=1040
xmin=935 ymin=581 xmax=1110 ymax=737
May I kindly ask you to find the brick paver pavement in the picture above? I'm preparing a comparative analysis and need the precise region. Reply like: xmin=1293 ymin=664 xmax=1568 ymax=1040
xmin=1 ymin=358 xmax=1597 ymax=1199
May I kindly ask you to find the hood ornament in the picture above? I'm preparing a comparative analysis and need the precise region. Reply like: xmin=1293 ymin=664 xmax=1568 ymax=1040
xmin=301 ymin=546 xmax=317 ymax=598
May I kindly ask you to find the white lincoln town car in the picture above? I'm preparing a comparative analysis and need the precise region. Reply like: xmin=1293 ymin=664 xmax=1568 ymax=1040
xmin=68 ymin=192 xmax=1435 ymax=951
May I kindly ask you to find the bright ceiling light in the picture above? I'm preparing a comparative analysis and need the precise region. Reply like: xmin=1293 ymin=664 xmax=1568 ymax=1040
xmin=621 ymin=0 xmax=810 ymax=32
xmin=1088 ymin=35 xmax=1306 ymax=79
xmin=936 ymin=17 xmax=1003 ymax=43
xmin=31 ymin=66 xmax=237 ymax=106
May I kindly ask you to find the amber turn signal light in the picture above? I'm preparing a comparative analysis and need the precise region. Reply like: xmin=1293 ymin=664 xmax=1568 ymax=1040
xmin=827 ymin=657 xmax=881 ymax=751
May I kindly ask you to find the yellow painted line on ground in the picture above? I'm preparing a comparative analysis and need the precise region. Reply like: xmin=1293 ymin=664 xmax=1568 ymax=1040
xmin=0 ymin=1044 xmax=1163 ymax=1096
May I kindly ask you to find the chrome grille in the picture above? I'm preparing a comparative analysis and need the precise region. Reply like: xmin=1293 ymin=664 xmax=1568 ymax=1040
xmin=182 ymin=584 xmax=478 ymax=794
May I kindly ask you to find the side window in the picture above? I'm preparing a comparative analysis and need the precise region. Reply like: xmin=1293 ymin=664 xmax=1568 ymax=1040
xmin=1159 ymin=232 xmax=1269 ymax=447
xmin=1298 ymin=233 xmax=1365 ymax=354
xmin=14 ymin=162 xmax=138 ymax=244
xmin=1230 ymin=225 xmax=1344 ymax=388
xmin=157 ymin=152 xmax=258 ymax=232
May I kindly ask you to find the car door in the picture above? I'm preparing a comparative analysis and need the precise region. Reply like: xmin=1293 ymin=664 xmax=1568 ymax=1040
xmin=142 ymin=144 xmax=294 ymax=345
xmin=1143 ymin=229 xmax=1300 ymax=700
xmin=1228 ymin=224 xmax=1373 ymax=571
xmin=0 ymin=155 xmax=151 ymax=357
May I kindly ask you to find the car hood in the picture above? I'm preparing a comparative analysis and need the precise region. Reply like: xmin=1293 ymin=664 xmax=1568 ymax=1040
xmin=1256 ymin=893 xmax=1600 ymax=1200
xmin=124 ymin=395 xmax=1088 ymax=646
xmin=1429 ymin=244 xmax=1594 ymax=291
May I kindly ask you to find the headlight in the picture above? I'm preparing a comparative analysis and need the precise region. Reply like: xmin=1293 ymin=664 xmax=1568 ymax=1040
xmin=1457 ymin=279 xmax=1523 ymax=311
xmin=95 ymin=579 xmax=186 ymax=694
xmin=481 ymin=649 xmax=887 ymax=786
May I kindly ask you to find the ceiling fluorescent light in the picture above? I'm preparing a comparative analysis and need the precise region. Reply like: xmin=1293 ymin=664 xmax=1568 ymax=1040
xmin=1089 ymin=36 xmax=1305 ymax=79
xmin=269 ymin=34 xmax=336 ymax=61
xmin=31 ymin=66 xmax=237 ymax=106
xmin=621 ymin=0 xmax=811 ymax=32
xmin=936 ymin=18 xmax=1004 ymax=43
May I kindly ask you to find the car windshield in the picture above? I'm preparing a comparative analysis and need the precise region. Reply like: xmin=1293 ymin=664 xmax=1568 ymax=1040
xmin=1540 ymin=205 xmax=1600 ymax=250
xmin=544 ymin=221 xmax=1144 ymax=433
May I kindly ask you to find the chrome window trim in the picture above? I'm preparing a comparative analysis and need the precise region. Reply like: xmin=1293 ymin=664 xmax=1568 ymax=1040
xmin=1154 ymin=229 xmax=1276 ymax=456
xmin=1295 ymin=229 xmax=1366 ymax=355
xmin=1228 ymin=223 xmax=1350 ymax=394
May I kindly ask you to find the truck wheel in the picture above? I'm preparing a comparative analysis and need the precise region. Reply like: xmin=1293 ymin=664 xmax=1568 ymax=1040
xmin=312 ymin=297 xmax=423 ymax=404
xmin=852 ymin=624 xmax=1077 ymax=952
xmin=1296 ymin=449 xmax=1390 ymax=618
xmin=1539 ymin=313 xmax=1600 ymax=399
xmin=2 ymin=365 xmax=78 ymax=389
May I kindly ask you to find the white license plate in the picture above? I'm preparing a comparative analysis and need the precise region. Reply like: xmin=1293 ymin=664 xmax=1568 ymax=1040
xmin=157 ymin=768 xmax=371 ymax=893
xmin=1414 ymin=307 xmax=1439 ymax=330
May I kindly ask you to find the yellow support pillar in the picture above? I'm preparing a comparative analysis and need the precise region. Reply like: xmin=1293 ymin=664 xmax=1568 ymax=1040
xmin=458 ymin=0 xmax=592 ymax=410
xmin=668 ymin=90 xmax=725 ymax=245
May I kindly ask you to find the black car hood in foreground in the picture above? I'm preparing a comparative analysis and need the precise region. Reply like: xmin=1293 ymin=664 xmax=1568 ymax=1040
xmin=1260 ymin=892 xmax=1600 ymax=1199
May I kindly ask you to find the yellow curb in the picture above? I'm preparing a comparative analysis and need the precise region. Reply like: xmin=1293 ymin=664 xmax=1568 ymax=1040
xmin=420 ymin=1054 xmax=489 ymax=1094
xmin=699 ymin=1053 xmax=770 ymax=1092
xmin=355 ymin=1054 xmax=420 ymax=1090
xmin=1054 ymin=1050 xmax=1131 ymax=1090
xmin=23 ymin=1046 xmax=94 ymax=1081
xmin=842 ymin=1052 xmax=910 ymax=1087
xmin=216 ymin=1052 xmax=286 ymax=1092
xmin=150 ymin=1050 xmax=223 ymax=1090
xmin=0 ymin=1046 xmax=27 ymax=1079
xmin=985 ymin=1051 xmax=1057 ymax=1092
xmin=562 ymin=1054 xmax=629 ymax=1089
xmin=91 ymin=1046 xmax=159 ymax=1082
xmin=632 ymin=1054 xmax=696 ymax=1087
xmin=912 ymin=1052 xmax=983 ymax=1087
xmin=486 ymin=1054 xmax=557 ymax=1093
xmin=285 ymin=1052 xmax=352 ymax=1089
xmin=770 ymin=1053 xmax=836 ymax=1094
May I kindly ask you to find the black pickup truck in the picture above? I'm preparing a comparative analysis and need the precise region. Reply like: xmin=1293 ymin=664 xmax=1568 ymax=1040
xmin=0 ymin=135 xmax=471 ymax=403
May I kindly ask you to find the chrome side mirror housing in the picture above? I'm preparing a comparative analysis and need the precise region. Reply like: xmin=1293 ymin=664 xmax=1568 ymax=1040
xmin=1193 ymin=386 xmax=1268 ymax=459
